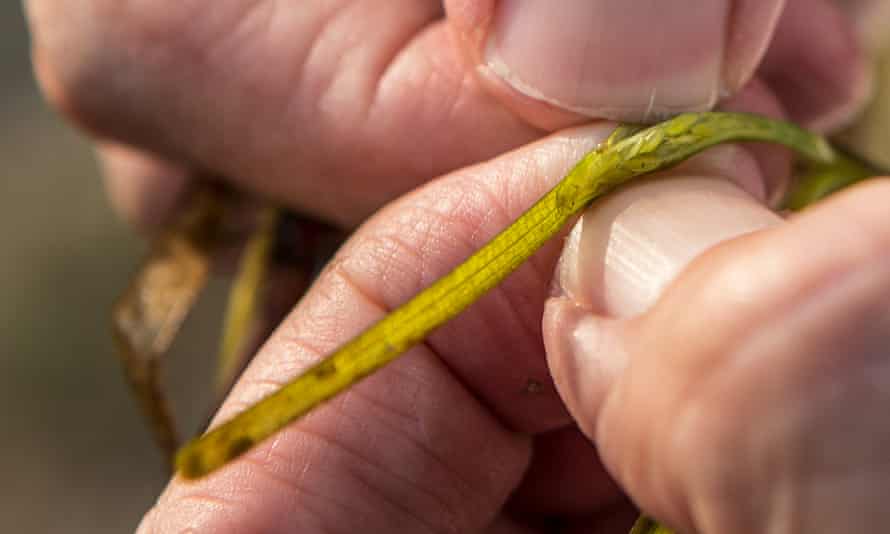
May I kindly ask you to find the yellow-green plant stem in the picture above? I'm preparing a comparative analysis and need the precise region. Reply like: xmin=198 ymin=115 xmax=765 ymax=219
xmin=630 ymin=515 xmax=677 ymax=534
xmin=174 ymin=112 xmax=835 ymax=479
xmin=216 ymin=207 xmax=280 ymax=393
xmin=784 ymin=147 xmax=882 ymax=210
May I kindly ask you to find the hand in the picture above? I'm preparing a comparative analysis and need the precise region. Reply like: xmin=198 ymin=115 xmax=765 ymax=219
xmin=26 ymin=0 xmax=870 ymax=229
xmin=546 ymin=171 xmax=890 ymax=533
xmin=24 ymin=0 xmax=889 ymax=532
xmin=136 ymin=141 xmax=890 ymax=534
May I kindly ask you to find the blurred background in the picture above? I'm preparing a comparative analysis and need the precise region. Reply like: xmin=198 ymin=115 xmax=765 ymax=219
xmin=2 ymin=4 xmax=224 ymax=532
xmin=3 ymin=3 xmax=889 ymax=533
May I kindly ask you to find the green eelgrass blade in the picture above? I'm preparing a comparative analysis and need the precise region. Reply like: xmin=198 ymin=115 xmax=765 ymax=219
xmin=630 ymin=515 xmax=677 ymax=534
xmin=175 ymin=112 xmax=835 ymax=479
xmin=783 ymin=146 xmax=883 ymax=210
xmin=216 ymin=207 xmax=279 ymax=393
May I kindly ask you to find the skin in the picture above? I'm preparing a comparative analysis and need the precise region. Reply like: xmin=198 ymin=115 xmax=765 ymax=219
xmin=23 ymin=0 xmax=890 ymax=532
xmin=26 ymin=0 xmax=870 ymax=226
xmin=547 ymin=176 xmax=890 ymax=533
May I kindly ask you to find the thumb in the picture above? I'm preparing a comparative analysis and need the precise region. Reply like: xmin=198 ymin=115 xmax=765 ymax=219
xmin=546 ymin=176 xmax=890 ymax=532
xmin=543 ymin=164 xmax=782 ymax=531
xmin=544 ymin=163 xmax=781 ymax=433
xmin=447 ymin=0 xmax=787 ymax=128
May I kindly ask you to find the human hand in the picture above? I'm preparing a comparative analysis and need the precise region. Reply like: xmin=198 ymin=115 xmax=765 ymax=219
xmin=133 ymin=134 xmax=890 ymax=533
xmin=545 ymin=169 xmax=890 ymax=533
xmin=22 ymin=1 xmax=888 ymax=530
xmin=26 ymin=0 xmax=871 ymax=229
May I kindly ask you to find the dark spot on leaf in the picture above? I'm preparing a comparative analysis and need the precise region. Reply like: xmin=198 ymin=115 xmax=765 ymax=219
xmin=180 ymin=453 xmax=205 ymax=479
xmin=227 ymin=437 xmax=254 ymax=459
xmin=313 ymin=361 xmax=337 ymax=379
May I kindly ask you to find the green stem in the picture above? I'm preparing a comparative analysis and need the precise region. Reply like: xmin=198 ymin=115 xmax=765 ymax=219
xmin=783 ymin=146 xmax=883 ymax=210
xmin=175 ymin=112 xmax=836 ymax=480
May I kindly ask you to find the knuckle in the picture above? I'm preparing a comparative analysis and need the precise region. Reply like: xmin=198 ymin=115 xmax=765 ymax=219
xmin=27 ymin=1 xmax=198 ymax=137
xmin=28 ymin=2 xmax=116 ymax=125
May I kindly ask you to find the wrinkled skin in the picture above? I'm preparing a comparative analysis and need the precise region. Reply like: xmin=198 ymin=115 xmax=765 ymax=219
xmin=24 ymin=1 xmax=890 ymax=532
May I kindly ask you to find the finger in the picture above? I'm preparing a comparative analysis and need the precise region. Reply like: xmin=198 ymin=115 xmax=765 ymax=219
xmin=139 ymin=124 xmax=623 ymax=533
xmin=96 ymin=143 xmax=191 ymax=232
xmin=556 ymin=178 xmax=890 ymax=531
xmin=542 ymin=145 xmax=779 ymax=434
xmin=603 ymin=179 xmax=890 ymax=532
xmin=447 ymin=0 xmax=787 ymax=127
xmin=543 ymin=164 xmax=781 ymax=529
xmin=25 ymin=0 xmax=540 ymax=227
xmin=760 ymin=0 xmax=872 ymax=132
xmin=544 ymin=175 xmax=781 ymax=441
xmin=94 ymin=77 xmax=793 ymax=238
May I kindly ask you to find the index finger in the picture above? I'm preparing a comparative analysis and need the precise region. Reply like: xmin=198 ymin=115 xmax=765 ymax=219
xmin=139 ymin=124 xmax=616 ymax=533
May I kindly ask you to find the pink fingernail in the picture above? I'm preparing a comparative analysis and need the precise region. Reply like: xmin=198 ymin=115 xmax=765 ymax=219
xmin=484 ymin=0 xmax=727 ymax=121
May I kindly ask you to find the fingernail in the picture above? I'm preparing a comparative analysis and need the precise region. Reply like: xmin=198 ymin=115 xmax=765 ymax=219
xmin=555 ymin=176 xmax=782 ymax=318
xmin=484 ymin=0 xmax=726 ymax=121
xmin=720 ymin=0 xmax=786 ymax=93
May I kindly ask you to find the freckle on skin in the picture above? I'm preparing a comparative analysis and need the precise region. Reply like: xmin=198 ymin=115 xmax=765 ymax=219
xmin=524 ymin=379 xmax=544 ymax=394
